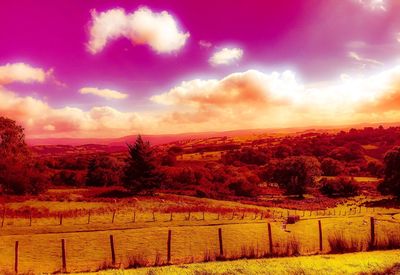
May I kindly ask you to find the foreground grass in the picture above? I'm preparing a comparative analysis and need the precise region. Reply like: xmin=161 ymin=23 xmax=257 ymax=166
xmin=78 ymin=250 xmax=400 ymax=275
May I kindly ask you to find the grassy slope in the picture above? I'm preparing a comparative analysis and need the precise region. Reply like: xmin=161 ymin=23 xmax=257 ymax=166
xmin=80 ymin=250 xmax=400 ymax=275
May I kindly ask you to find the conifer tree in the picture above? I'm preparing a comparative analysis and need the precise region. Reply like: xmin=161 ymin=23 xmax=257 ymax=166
xmin=123 ymin=135 xmax=162 ymax=194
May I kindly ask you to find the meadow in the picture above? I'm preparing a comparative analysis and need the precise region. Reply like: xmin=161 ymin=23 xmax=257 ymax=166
xmin=82 ymin=250 xmax=400 ymax=275
xmin=0 ymin=189 xmax=400 ymax=274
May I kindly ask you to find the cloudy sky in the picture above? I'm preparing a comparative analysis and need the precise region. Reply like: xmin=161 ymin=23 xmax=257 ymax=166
xmin=1 ymin=0 xmax=400 ymax=138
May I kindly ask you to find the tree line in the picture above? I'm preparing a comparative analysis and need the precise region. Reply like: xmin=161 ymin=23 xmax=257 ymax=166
xmin=1 ymin=116 xmax=400 ymax=199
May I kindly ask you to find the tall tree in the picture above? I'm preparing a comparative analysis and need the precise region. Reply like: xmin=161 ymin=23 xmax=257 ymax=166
xmin=86 ymin=155 xmax=121 ymax=187
xmin=123 ymin=135 xmax=162 ymax=194
xmin=270 ymin=156 xmax=321 ymax=198
xmin=0 ymin=117 xmax=47 ymax=195
xmin=378 ymin=147 xmax=400 ymax=198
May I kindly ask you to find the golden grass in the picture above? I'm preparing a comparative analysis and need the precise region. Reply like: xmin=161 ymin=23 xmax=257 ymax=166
xmin=0 ymin=193 xmax=399 ymax=274
xmin=0 ymin=214 xmax=399 ymax=273
xmin=76 ymin=250 xmax=400 ymax=275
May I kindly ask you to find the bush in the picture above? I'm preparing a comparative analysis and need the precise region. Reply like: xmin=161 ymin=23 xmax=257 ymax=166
xmin=321 ymin=158 xmax=344 ymax=176
xmin=270 ymin=156 xmax=321 ymax=198
xmin=319 ymin=177 xmax=359 ymax=197
xmin=328 ymin=232 xmax=366 ymax=253
xmin=378 ymin=147 xmax=400 ymax=197
xmin=228 ymin=177 xmax=258 ymax=197
xmin=86 ymin=155 xmax=121 ymax=187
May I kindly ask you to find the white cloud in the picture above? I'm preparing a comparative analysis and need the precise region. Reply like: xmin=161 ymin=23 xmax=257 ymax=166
xmin=43 ymin=124 xmax=55 ymax=131
xmin=4 ymin=63 xmax=400 ymax=138
xmin=0 ymin=63 xmax=48 ymax=85
xmin=79 ymin=87 xmax=128 ymax=99
xmin=348 ymin=51 xmax=384 ymax=68
xmin=150 ymin=66 xmax=400 ymax=132
xmin=0 ymin=86 xmax=146 ymax=138
xmin=199 ymin=40 xmax=212 ymax=48
xmin=87 ymin=7 xmax=190 ymax=54
xmin=354 ymin=0 xmax=387 ymax=11
xmin=209 ymin=47 xmax=243 ymax=66
xmin=151 ymin=70 xmax=299 ymax=107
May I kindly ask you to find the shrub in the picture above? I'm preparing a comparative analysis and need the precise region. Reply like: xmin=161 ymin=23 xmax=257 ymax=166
xmin=228 ymin=177 xmax=258 ymax=197
xmin=319 ymin=177 xmax=359 ymax=197
xmin=270 ymin=156 xmax=321 ymax=198
xmin=287 ymin=215 xmax=300 ymax=224
xmin=127 ymin=254 xmax=149 ymax=268
xmin=328 ymin=232 xmax=365 ymax=253
xmin=321 ymin=158 xmax=344 ymax=176
xmin=378 ymin=146 xmax=400 ymax=197
xmin=86 ymin=155 xmax=121 ymax=187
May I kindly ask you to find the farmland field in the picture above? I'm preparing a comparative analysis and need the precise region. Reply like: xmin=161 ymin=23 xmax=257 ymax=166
xmin=0 ymin=192 xmax=400 ymax=274
xmin=82 ymin=250 xmax=400 ymax=275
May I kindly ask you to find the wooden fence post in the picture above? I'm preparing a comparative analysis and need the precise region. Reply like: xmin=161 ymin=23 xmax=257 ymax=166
xmin=87 ymin=210 xmax=91 ymax=224
xmin=187 ymin=211 xmax=191 ymax=221
xmin=268 ymin=223 xmax=273 ymax=255
xmin=112 ymin=210 xmax=116 ymax=224
xmin=61 ymin=239 xmax=67 ymax=272
xmin=1 ymin=208 xmax=5 ymax=228
xmin=370 ymin=217 xmax=375 ymax=249
xmin=133 ymin=210 xmax=136 ymax=223
xmin=202 ymin=211 xmax=205 ymax=220
xmin=318 ymin=220 xmax=323 ymax=252
xmin=59 ymin=214 xmax=63 ymax=225
xmin=110 ymin=235 xmax=116 ymax=266
xmin=167 ymin=230 xmax=172 ymax=264
xmin=15 ymin=241 xmax=19 ymax=273
xmin=169 ymin=212 xmax=173 ymax=222
xmin=152 ymin=211 xmax=156 ymax=222
xmin=218 ymin=228 xmax=224 ymax=258
xmin=29 ymin=211 xmax=32 ymax=226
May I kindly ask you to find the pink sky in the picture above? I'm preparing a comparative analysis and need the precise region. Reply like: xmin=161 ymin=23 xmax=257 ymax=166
xmin=1 ymin=0 xmax=400 ymax=138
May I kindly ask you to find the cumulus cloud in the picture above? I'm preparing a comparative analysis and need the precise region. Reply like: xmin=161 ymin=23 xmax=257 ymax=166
xmin=0 ymin=63 xmax=48 ymax=85
xmin=79 ymin=87 xmax=128 ymax=99
xmin=87 ymin=7 xmax=190 ymax=54
xmin=5 ymin=62 xmax=400 ymax=138
xmin=209 ymin=48 xmax=243 ymax=66
xmin=0 ymin=87 xmax=146 ymax=138
xmin=151 ymin=70 xmax=299 ymax=107
xmin=150 ymin=65 xmax=400 ymax=132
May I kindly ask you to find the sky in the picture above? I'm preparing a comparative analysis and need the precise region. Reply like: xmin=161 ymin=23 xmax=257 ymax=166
xmin=1 ymin=0 xmax=400 ymax=138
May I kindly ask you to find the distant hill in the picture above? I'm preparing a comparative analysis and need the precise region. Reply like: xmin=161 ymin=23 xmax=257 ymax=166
xmin=26 ymin=122 xmax=400 ymax=147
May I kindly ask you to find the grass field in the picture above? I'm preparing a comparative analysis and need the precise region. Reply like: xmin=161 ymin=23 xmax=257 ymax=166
xmin=0 ymin=201 xmax=399 ymax=273
xmin=80 ymin=249 xmax=400 ymax=275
